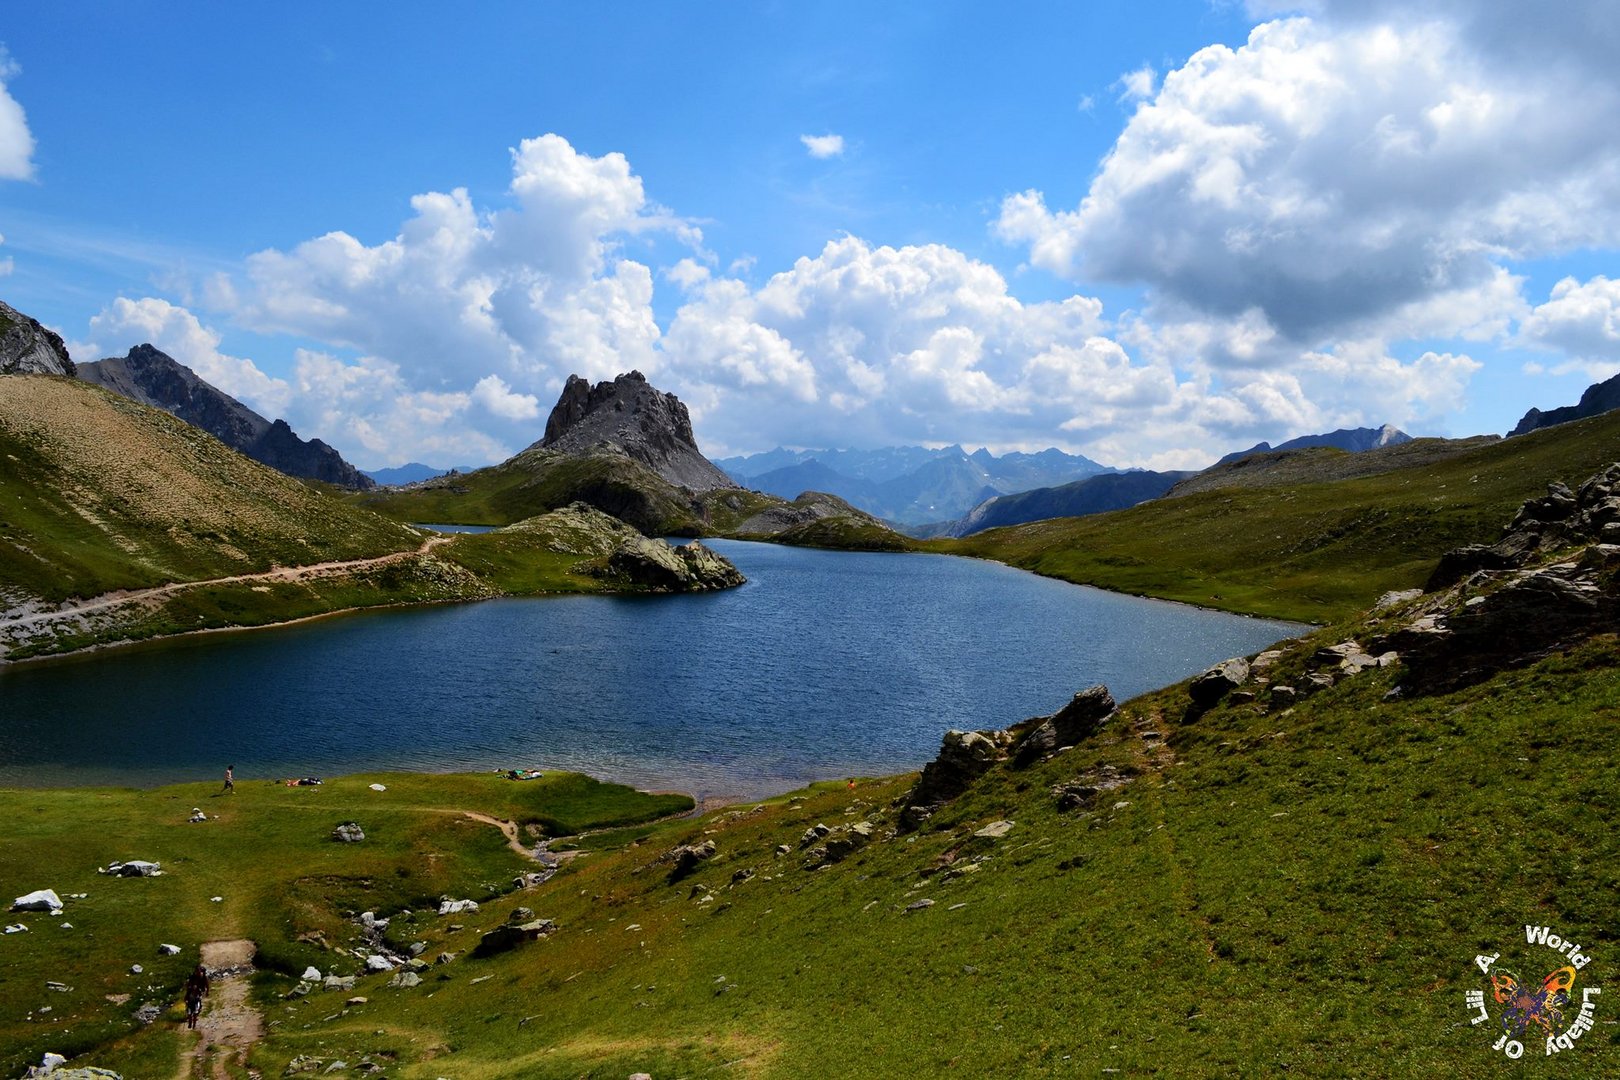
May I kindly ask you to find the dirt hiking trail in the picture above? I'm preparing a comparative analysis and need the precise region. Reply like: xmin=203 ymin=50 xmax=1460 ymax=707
xmin=179 ymin=939 xmax=263 ymax=1080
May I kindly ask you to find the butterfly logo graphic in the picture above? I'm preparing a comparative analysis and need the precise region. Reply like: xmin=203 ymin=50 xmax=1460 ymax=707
xmin=1491 ymin=965 xmax=1576 ymax=1037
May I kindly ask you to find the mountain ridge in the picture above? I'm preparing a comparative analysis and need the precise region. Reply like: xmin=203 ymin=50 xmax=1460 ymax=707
xmin=77 ymin=344 xmax=374 ymax=490
xmin=1511 ymin=369 xmax=1620 ymax=435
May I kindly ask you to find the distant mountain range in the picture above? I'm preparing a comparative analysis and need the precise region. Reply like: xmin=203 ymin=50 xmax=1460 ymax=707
xmin=363 ymin=462 xmax=477 ymax=486
xmin=1512 ymin=370 xmax=1620 ymax=436
xmin=717 ymin=445 xmax=1111 ymax=525
xmin=1215 ymin=424 xmax=1411 ymax=465
xmin=914 ymin=470 xmax=1194 ymax=538
xmin=77 ymin=344 xmax=374 ymax=490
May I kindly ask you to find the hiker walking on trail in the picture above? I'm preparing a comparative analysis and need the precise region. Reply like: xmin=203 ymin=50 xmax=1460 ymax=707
xmin=184 ymin=963 xmax=210 ymax=1029
xmin=222 ymin=764 xmax=234 ymax=793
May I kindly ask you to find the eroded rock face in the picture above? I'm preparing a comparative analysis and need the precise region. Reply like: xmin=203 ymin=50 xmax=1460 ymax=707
xmin=537 ymin=371 xmax=737 ymax=493
xmin=1187 ymin=657 xmax=1250 ymax=713
xmin=0 ymin=300 xmax=75 ymax=376
xmin=591 ymin=534 xmax=746 ymax=592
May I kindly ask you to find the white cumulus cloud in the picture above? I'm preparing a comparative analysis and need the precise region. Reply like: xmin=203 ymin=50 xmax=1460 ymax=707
xmin=799 ymin=133 xmax=845 ymax=159
xmin=0 ymin=50 xmax=36 ymax=181
xmin=1519 ymin=275 xmax=1620 ymax=381
xmin=996 ymin=11 xmax=1620 ymax=346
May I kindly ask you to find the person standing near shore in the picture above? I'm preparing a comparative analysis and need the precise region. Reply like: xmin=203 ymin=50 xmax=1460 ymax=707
xmin=222 ymin=765 xmax=234 ymax=793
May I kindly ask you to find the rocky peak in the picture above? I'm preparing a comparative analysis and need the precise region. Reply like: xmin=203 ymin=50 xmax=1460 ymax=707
xmin=0 ymin=299 xmax=76 ymax=376
xmin=534 ymin=370 xmax=736 ymax=493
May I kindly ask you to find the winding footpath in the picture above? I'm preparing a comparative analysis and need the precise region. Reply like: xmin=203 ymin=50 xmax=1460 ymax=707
xmin=0 ymin=535 xmax=454 ymax=661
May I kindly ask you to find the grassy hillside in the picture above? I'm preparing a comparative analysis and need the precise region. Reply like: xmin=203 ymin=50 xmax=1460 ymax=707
xmin=938 ymin=410 xmax=1620 ymax=623
xmin=4 ymin=625 xmax=1615 ymax=1077
xmin=352 ymin=448 xmax=780 ymax=535
xmin=0 ymin=375 xmax=421 ymax=605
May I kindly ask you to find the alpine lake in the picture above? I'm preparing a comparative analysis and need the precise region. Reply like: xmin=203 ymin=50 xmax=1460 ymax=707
xmin=0 ymin=539 xmax=1304 ymax=800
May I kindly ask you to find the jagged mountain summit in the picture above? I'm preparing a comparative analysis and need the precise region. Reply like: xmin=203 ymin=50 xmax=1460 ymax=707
xmin=1511 ymin=370 xmax=1620 ymax=436
xmin=1216 ymin=424 xmax=1411 ymax=465
xmin=534 ymin=371 xmax=737 ymax=493
xmin=0 ymin=299 xmax=76 ymax=376
xmin=77 ymin=344 xmax=374 ymax=490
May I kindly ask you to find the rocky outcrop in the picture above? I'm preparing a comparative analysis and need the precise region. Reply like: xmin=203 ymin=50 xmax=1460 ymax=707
xmin=1187 ymin=658 xmax=1250 ymax=713
xmin=1511 ymin=371 xmax=1620 ymax=436
xmin=591 ymin=535 xmax=745 ymax=593
xmin=1380 ymin=464 xmax=1620 ymax=693
xmin=1012 ymin=685 xmax=1116 ymax=765
xmin=536 ymin=371 xmax=737 ymax=493
xmin=77 ymin=345 xmax=374 ymax=489
xmin=0 ymin=299 xmax=75 ymax=376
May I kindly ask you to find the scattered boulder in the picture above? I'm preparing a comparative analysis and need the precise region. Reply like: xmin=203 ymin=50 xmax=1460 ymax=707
xmin=1013 ymin=685 xmax=1116 ymax=765
xmin=132 ymin=1004 xmax=161 ymax=1025
xmin=322 ymin=975 xmax=356 ymax=992
xmin=904 ymin=899 xmax=935 ymax=913
xmin=1188 ymin=657 xmax=1250 ymax=713
xmin=387 ymin=971 xmax=422 ymax=989
xmin=364 ymin=954 xmax=394 ymax=973
xmin=11 ymin=890 xmax=63 ymax=914
xmin=972 ymin=820 xmax=1015 ymax=840
xmin=101 ymin=861 xmax=161 ymax=878
xmin=158 ymin=944 xmax=181 ymax=956
xmin=472 ymin=918 xmax=556 ymax=958
xmin=665 ymin=840 xmax=717 ymax=884
xmin=332 ymin=823 xmax=365 ymax=843
xmin=301 ymin=966 xmax=322 ymax=981
xmin=437 ymin=898 xmax=479 ymax=916
xmin=188 ymin=808 xmax=207 ymax=823
xmin=1053 ymin=765 xmax=1133 ymax=812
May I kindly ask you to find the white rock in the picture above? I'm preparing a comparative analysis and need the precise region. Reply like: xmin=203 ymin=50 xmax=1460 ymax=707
xmin=159 ymin=944 xmax=181 ymax=956
xmin=210 ymin=896 xmax=223 ymax=903
xmin=364 ymin=954 xmax=394 ymax=973
xmin=130 ymin=964 xmax=143 ymax=974
xmin=302 ymin=966 xmax=322 ymax=981
xmin=368 ymin=783 xmax=387 ymax=792
xmin=437 ymin=899 xmax=479 ymax=916
xmin=12 ymin=889 xmax=64 ymax=913
xmin=40 ymin=1052 xmax=68 ymax=1071
xmin=4 ymin=923 xmax=27 ymax=933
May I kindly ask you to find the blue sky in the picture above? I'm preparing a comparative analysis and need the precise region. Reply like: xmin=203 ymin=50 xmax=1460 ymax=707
xmin=3 ymin=1 xmax=1618 ymax=470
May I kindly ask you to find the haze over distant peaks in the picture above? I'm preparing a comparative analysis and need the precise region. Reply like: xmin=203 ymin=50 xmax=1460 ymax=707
xmin=534 ymin=370 xmax=737 ymax=493
xmin=717 ymin=444 xmax=1110 ymax=525
xmin=0 ymin=299 xmax=76 ymax=377
xmin=1511 ymin=371 xmax=1620 ymax=436
xmin=77 ymin=344 xmax=374 ymax=490
xmin=1216 ymin=424 xmax=1411 ymax=466
xmin=363 ymin=462 xmax=477 ymax=486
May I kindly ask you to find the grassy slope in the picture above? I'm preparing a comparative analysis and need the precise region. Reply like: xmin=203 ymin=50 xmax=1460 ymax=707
xmin=0 ymin=376 xmax=423 ymax=604
xmin=0 ymin=772 xmax=690 ymax=1078
xmin=7 ymin=634 xmax=1615 ymax=1078
xmin=937 ymin=410 xmax=1620 ymax=623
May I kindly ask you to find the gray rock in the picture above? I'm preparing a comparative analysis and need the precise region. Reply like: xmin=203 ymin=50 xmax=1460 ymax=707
xmin=332 ymin=823 xmax=365 ymax=843
xmin=407 ymin=941 xmax=427 ymax=957
xmin=902 ymin=728 xmax=1012 ymax=828
xmin=0 ymin=299 xmax=75 ymax=376
xmin=1188 ymin=657 xmax=1250 ymax=711
xmin=301 ymin=966 xmax=322 ymax=981
xmin=387 ymin=971 xmax=422 ymax=989
xmin=11 ymin=889 xmax=63 ymax=913
xmin=666 ymin=840 xmax=716 ymax=883
xmin=102 ymin=861 xmax=161 ymax=877
xmin=437 ymin=898 xmax=479 ymax=916
xmin=1268 ymin=685 xmax=1297 ymax=710
xmin=133 ymin=1003 xmax=161 ymax=1025
xmin=158 ymin=944 xmax=181 ymax=956
xmin=1014 ymin=685 xmax=1116 ymax=765
xmin=322 ymin=975 xmax=356 ymax=991
xmin=472 ymin=918 xmax=556 ymax=958
xmin=972 ymin=820 xmax=1015 ymax=839
xmin=904 ymin=899 xmax=935 ymax=913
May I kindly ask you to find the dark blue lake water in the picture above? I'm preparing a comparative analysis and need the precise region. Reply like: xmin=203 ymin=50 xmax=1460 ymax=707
xmin=0 ymin=542 xmax=1303 ymax=799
